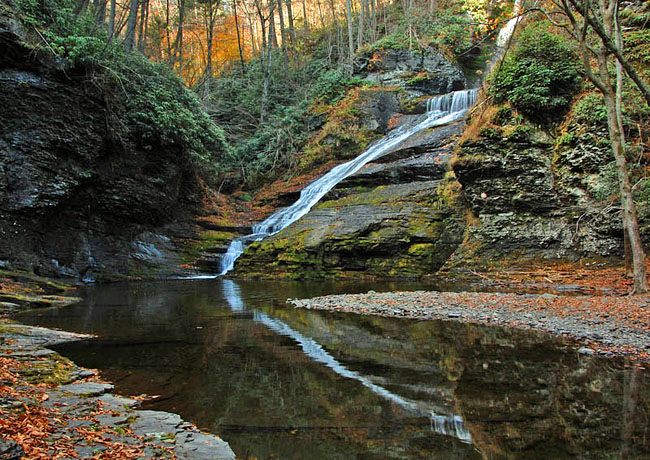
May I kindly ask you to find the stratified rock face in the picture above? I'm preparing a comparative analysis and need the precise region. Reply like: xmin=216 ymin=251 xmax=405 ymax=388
xmin=234 ymin=122 xmax=467 ymax=279
xmin=355 ymin=47 xmax=467 ymax=96
xmin=452 ymin=127 xmax=646 ymax=264
xmin=0 ymin=14 xmax=199 ymax=279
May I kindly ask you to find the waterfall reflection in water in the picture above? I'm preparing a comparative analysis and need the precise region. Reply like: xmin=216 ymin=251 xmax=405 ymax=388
xmin=221 ymin=279 xmax=472 ymax=443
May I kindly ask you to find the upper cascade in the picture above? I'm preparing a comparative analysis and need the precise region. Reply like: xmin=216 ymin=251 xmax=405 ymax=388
xmin=219 ymin=88 xmax=478 ymax=275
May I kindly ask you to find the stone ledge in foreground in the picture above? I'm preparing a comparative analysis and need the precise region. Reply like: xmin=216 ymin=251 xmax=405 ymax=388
xmin=0 ymin=322 xmax=236 ymax=460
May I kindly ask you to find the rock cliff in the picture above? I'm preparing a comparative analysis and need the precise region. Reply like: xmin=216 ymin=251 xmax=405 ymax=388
xmin=0 ymin=7 xmax=201 ymax=280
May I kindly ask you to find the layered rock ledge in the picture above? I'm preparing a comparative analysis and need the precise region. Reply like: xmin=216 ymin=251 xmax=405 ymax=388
xmin=0 ymin=322 xmax=235 ymax=459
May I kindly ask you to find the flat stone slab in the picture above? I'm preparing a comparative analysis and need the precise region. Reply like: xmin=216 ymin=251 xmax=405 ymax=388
xmin=97 ymin=393 xmax=140 ymax=410
xmin=58 ymin=382 xmax=114 ymax=396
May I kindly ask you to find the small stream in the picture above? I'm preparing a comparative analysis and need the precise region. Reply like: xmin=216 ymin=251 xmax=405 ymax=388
xmin=14 ymin=279 xmax=650 ymax=460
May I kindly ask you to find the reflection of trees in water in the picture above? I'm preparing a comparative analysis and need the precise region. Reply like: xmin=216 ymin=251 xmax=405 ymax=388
xmin=47 ymin=279 xmax=650 ymax=460
xmin=266 ymin=299 xmax=650 ymax=460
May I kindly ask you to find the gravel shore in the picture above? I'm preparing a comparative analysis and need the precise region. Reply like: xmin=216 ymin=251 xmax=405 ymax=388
xmin=289 ymin=290 xmax=650 ymax=361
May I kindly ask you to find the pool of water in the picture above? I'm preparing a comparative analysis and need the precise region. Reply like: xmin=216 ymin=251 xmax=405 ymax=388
xmin=14 ymin=279 xmax=650 ymax=459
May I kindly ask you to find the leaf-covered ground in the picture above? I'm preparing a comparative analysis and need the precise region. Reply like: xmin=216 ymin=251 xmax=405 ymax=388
xmin=291 ymin=262 xmax=650 ymax=363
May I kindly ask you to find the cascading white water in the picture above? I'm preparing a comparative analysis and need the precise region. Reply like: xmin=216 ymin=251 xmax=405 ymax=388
xmin=219 ymin=88 xmax=478 ymax=275
xmin=493 ymin=0 xmax=522 ymax=53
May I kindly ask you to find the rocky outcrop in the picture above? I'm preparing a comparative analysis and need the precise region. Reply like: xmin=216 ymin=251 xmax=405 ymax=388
xmin=234 ymin=121 xmax=467 ymax=279
xmin=0 ymin=9 xmax=201 ymax=280
xmin=451 ymin=125 xmax=649 ymax=266
xmin=354 ymin=46 xmax=467 ymax=96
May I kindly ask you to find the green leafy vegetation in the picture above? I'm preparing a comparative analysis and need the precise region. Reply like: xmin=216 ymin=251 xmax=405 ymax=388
xmin=209 ymin=55 xmax=366 ymax=186
xmin=490 ymin=25 xmax=583 ymax=122
xmin=13 ymin=0 xmax=230 ymax=181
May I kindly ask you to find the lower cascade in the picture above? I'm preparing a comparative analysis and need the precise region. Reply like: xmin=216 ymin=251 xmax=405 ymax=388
xmin=219 ymin=88 xmax=478 ymax=275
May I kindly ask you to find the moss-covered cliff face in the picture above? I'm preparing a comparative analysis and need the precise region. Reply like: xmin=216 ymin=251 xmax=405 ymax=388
xmin=232 ymin=83 xmax=649 ymax=279
xmin=449 ymin=111 xmax=649 ymax=269
xmin=0 ymin=6 xmax=206 ymax=280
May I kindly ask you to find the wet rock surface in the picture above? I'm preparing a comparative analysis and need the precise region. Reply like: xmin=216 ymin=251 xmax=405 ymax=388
xmin=0 ymin=11 xmax=201 ymax=281
xmin=234 ymin=121 xmax=467 ymax=278
xmin=354 ymin=47 xmax=466 ymax=96
xmin=452 ymin=127 xmax=649 ymax=265
xmin=0 ymin=322 xmax=235 ymax=459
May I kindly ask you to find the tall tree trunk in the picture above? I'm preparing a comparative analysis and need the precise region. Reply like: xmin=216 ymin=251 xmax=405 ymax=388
xmin=285 ymin=0 xmax=296 ymax=44
xmin=277 ymin=0 xmax=289 ymax=69
xmin=177 ymin=0 xmax=185 ymax=78
xmin=600 ymin=0 xmax=648 ymax=292
xmin=357 ymin=0 xmax=365 ymax=51
xmin=345 ymin=0 xmax=354 ymax=59
xmin=74 ymin=0 xmax=89 ymax=19
xmin=269 ymin=4 xmax=279 ymax=49
xmin=566 ymin=0 xmax=650 ymax=107
xmin=301 ymin=0 xmax=308 ymax=31
xmin=256 ymin=0 xmax=273 ymax=123
xmin=615 ymin=7 xmax=633 ymax=278
xmin=369 ymin=0 xmax=376 ymax=43
xmin=124 ymin=0 xmax=139 ymax=53
xmin=316 ymin=0 xmax=325 ymax=28
xmin=204 ymin=0 xmax=216 ymax=99
xmin=233 ymin=0 xmax=246 ymax=74
xmin=94 ymin=0 xmax=107 ymax=25
xmin=564 ymin=0 xmax=648 ymax=293
xmin=108 ymin=0 xmax=116 ymax=41
xmin=137 ymin=0 xmax=146 ymax=52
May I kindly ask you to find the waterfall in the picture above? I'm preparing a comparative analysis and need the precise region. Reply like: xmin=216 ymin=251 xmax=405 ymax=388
xmin=495 ymin=0 xmax=523 ymax=53
xmin=219 ymin=89 xmax=478 ymax=275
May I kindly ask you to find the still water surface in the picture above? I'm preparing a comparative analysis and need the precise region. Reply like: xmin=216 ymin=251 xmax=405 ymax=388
xmin=14 ymin=279 xmax=650 ymax=459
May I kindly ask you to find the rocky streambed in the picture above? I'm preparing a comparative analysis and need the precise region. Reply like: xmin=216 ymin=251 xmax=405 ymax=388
xmin=290 ymin=290 xmax=650 ymax=360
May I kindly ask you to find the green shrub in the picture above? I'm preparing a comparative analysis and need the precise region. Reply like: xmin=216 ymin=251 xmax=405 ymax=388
xmin=573 ymin=93 xmax=608 ymax=127
xmin=493 ymin=105 xmax=512 ymax=125
xmin=490 ymin=25 xmax=583 ymax=122
xmin=359 ymin=33 xmax=411 ymax=53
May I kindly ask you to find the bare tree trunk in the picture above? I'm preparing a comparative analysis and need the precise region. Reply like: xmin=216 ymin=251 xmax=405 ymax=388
xmin=204 ymin=0 xmax=217 ymax=99
xmin=137 ymin=0 xmax=146 ymax=52
xmin=301 ymin=0 xmax=309 ymax=31
xmin=357 ymin=0 xmax=365 ymax=51
xmin=177 ymin=0 xmax=185 ymax=78
xmin=614 ymin=3 xmax=633 ymax=278
xmin=345 ymin=0 xmax=354 ymax=59
xmin=369 ymin=0 xmax=376 ymax=43
xmin=563 ymin=0 xmax=648 ymax=293
xmin=600 ymin=0 xmax=648 ymax=293
xmin=108 ymin=0 xmax=116 ymax=41
xmin=269 ymin=4 xmax=279 ymax=50
xmin=277 ymin=0 xmax=289 ymax=70
xmin=316 ymin=0 xmax=325 ymax=28
xmin=233 ymin=0 xmax=246 ymax=74
xmin=74 ymin=0 xmax=89 ymax=19
xmin=567 ymin=0 xmax=650 ymax=107
xmin=124 ymin=0 xmax=139 ymax=53
xmin=164 ymin=0 xmax=172 ymax=62
xmin=256 ymin=0 xmax=274 ymax=123
xmin=94 ymin=0 xmax=107 ymax=25
xmin=285 ymin=0 xmax=296 ymax=44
